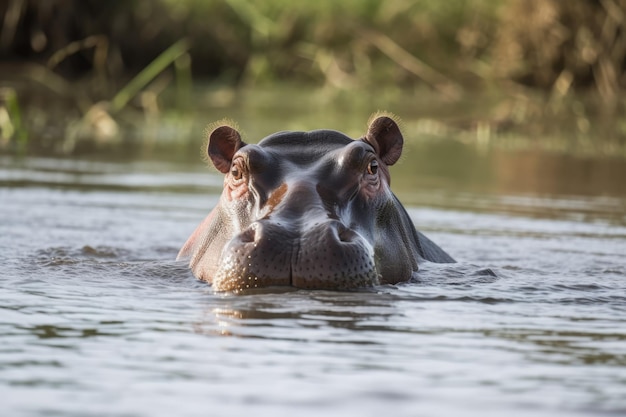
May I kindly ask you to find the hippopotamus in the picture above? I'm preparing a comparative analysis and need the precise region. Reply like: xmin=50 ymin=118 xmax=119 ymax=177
xmin=178 ymin=115 xmax=454 ymax=292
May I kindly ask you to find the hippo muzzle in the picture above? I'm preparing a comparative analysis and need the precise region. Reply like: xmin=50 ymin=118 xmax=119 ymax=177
xmin=177 ymin=115 xmax=455 ymax=292
xmin=214 ymin=218 xmax=378 ymax=291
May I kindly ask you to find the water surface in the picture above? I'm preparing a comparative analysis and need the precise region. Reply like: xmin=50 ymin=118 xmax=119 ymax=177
xmin=1 ymin=143 xmax=625 ymax=416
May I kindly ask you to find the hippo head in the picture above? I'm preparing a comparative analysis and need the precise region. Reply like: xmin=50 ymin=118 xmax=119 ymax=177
xmin=178 ymin=116 xmax=454 ymax=292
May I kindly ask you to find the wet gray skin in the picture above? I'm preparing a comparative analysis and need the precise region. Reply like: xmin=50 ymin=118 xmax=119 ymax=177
xmin=177 ymin=116 xmax=455 ymax=292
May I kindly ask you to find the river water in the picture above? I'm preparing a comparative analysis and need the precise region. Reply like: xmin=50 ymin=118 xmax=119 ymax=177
xmin=1 ymin=138 xmax=625 ymax=416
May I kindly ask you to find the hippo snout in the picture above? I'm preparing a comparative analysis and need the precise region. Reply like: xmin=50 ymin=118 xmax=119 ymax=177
xmin=293 ymin=220 xmax=379 ymax=289
xmin=212 ymin=219 xmax=380 ymax=292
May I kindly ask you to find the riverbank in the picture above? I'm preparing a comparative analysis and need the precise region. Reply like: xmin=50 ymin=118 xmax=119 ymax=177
xmin=1 ymin=77 xmax=624 ymax=158
xmin=1 ymin=0 xmax=625 ymax=156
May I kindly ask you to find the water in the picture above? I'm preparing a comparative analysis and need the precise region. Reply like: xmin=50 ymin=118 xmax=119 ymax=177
xmin=1 ymin=142 xmax=625 ymax=417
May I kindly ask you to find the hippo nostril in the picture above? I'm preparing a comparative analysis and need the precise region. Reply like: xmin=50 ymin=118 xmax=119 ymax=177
xmin=239 ymin=227 xmax=256 ymax=243
xmin=337 ymin=224 xmax=357 ymax=243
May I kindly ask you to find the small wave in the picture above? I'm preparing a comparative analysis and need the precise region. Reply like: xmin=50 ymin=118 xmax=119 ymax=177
xmin=35 ymin=245 xmax=131 ymax=265
xmin=413 ymin=262 xmax=500 ymax=286
xmin=26 ymin=245 xmax=193 ymax=288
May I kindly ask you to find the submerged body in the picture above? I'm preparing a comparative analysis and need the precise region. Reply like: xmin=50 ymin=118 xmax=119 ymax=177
xmin=178 ymin=116 xmax=454 ymax=291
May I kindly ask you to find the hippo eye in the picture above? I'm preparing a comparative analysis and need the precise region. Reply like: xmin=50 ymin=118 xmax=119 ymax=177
xmin=367 ymin=159 xmax=379 ymax=175
xmin=229 ymin=158 xmax=246 ymax=183
xmin=230 ymin=166 xmax=242 ymax=179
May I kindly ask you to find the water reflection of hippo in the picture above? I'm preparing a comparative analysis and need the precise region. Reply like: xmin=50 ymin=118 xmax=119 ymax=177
xmin=178 ymin=115 xmax=454 ymax=292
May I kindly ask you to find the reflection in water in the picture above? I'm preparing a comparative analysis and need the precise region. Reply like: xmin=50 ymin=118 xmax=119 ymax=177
xmin=490 ymin=149 xmax=625 ymax=196
xmin=27 ymin=324 xmax=105 ymax=339
xmin=393 ymin=142 xmax=626 ymax=224
xmin=194 ymin=290 xmax=401 ymax=339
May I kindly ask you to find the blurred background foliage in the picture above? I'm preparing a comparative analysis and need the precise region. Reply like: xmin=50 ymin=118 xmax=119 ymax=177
xmin=0 ymin=0 xmax=625 ymax=155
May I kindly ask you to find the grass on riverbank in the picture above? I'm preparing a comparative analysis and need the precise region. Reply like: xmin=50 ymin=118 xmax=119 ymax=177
xmin=0 ymin=0 xmax=624 ymax=157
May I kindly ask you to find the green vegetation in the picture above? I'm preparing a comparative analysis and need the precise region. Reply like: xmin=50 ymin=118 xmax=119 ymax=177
xmin=0 ymin=87 xmax=27 ymax=151
xmin=0 ymin=0 xmax=624 ymax=156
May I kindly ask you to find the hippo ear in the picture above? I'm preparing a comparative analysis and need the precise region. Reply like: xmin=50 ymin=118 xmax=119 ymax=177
xmin=207 ymin=125 xmax=247 ymax=173
xmin=364 ymin=116 xmax=403 ymax=166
